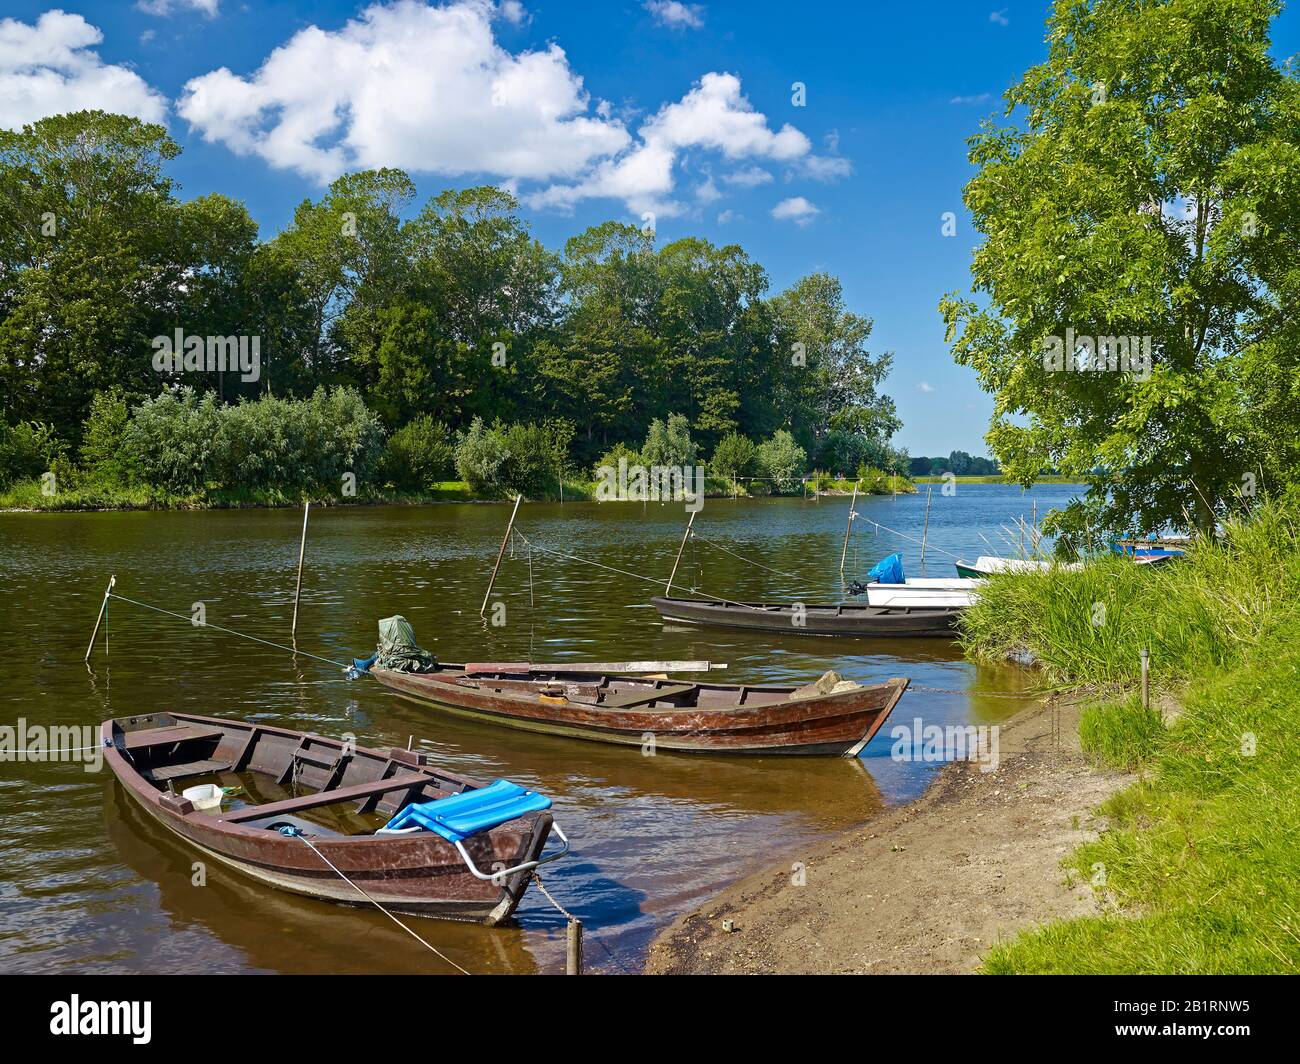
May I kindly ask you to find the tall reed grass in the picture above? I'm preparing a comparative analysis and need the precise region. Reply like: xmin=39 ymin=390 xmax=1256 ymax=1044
xmin=959 ymin=501 xmax=1300 ymax=689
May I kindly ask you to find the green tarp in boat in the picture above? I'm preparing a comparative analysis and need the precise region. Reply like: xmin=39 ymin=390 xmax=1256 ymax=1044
xmin=375 ymin=615 xmax=437 ymax=673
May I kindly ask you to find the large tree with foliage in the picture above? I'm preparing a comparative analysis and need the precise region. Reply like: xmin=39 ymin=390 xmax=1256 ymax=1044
xmin=0 ymin=112 xmax=184 ymax=437
xmin=941 ymin=0 xmax=1300 ymax=538
xmin=771 ymin=272 xmax=899 ymax=458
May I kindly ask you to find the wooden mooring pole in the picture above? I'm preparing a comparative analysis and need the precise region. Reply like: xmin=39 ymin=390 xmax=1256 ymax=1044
xmin=1140 ymin=648 xmax=1150 ymax=711
xmin=85 ymin=575 xmax=116 ymax=663
xmin=838 ymin=485 xmax=858 ymax=574
xmin=665 ymin=510 xmax=697 ymax=595
xmin=920 ymin=486 xmax=933 ymax=572
xmin=566 ymin=918 xmax=583 ymax=975
xmin=481 ymin=495 xmax=523 ymax=617
xmin=291 ymin=502 xmax=310 ymax=638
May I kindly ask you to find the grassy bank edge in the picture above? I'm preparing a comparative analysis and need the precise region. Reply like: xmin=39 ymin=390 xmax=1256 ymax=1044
xmin=959 ymin=501 xmax=1300 ymax=973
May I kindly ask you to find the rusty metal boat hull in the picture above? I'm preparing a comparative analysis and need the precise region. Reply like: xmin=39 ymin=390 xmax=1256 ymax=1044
xmin=102 ymin=713 xmax=554 ymax=924
xmin=372 ymin=665 xmax=909 ymax=756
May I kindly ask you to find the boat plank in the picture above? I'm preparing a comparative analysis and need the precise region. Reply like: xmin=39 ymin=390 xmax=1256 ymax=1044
xmin=217 ymin=772 xmax=433 ymax=822
xmin=601 ymin=682 xmax=697 ymax=709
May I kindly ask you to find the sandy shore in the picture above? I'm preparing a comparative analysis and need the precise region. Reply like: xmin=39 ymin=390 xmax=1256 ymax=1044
xmin=646 ymin=697 xmax=1133 ymax=975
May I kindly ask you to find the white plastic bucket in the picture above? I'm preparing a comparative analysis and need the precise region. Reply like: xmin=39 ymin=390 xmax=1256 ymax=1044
xmin=182 ymin=784 xmax=224 ymax=811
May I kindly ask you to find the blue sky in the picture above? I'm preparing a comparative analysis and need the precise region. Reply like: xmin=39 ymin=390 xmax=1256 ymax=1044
xmin=4 ymin=0 xmax=1299 ymax=456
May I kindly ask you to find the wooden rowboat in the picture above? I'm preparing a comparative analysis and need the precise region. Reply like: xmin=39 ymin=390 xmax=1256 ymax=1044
xmin=103 ymin=712 xmax=566 ymax=924
xmin=651 ymin=594 xmax=961 ymax=638
xmin=371 ymin=663 xmax=910 ymax=756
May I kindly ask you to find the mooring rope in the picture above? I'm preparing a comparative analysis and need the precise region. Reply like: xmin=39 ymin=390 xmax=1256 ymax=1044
xmin=689 ymin=531 xmax=813 ymax=588
xmin=856 ymin=518 xmax=967 ymax=562
xmin=286 ymin=831 xmax=473 ymax=975
xmin=106 ymin=592 xmax=351 ymax=671
xmin=510 ymin=529 xmax=767 ymax=612
xmin=531 ymin=870 xmax=575 ymax=922
xmin=532 ymin=871 xmax=638 ymax=975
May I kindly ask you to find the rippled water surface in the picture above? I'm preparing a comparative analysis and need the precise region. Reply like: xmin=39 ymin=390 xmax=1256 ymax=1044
xmin=0 ymin=486 xmax=1078 ymax=974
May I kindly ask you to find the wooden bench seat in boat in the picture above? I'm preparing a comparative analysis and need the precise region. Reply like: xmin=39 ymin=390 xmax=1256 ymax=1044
xmin=144 ymin=758 xmax=234 ymax=783
xmin=122 ymin=724 xmax=224 ymax=751
xmin=600 ymin=682 xmax=698 ymax=709
xmin=216 ymin=772 xmax=433 ymax=823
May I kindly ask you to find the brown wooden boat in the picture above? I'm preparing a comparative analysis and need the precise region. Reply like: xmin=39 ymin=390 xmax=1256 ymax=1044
xmin=371 ymin=663 xmax=909 ymax=756
xmin=102 ymin=712 xmax=566 ymax=924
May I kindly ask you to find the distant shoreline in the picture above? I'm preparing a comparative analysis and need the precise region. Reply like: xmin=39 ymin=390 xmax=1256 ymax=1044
xmin=0 ymin=475 xmax=919 ymax=513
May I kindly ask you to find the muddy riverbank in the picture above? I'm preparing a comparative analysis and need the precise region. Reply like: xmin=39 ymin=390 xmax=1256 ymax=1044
xmin=646 ymin=696 xmax=1133 ymax=975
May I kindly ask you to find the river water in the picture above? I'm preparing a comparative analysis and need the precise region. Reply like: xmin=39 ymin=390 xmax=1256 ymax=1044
xmin=0 ymin=484 xmax=1079 ymax=974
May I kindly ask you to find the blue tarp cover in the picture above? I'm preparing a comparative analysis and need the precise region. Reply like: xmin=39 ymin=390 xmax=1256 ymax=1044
xmin=382 ymin=779 xmax=552 ymax=843
xmin=867 ymin=552 xmax=906 ymax=585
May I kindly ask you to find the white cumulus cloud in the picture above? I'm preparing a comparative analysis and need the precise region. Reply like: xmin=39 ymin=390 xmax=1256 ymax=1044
xmin=531 ymin=71 xmax=823 ymax=216
xmin=0 ymin=10 xmax=168 ymax=130
xmin=177 ymin=1 xmax=848 ymax=220
xmin=771 ymin=195 xmax=819 ymax=225
xmin=138 ymin=0 xmax=221 ymax=16
xmin=178 ymin=0 xmax=630 ymax=184
xmin=645 ymin=2 xmax=705 ymax=30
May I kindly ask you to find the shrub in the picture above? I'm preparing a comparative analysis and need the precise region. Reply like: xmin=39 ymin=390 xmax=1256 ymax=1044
xmin=214 ymin=394 xmax=309 ymax=490
xmin=757 ymin=429 xmax=806 ymax=491
xmin=382 ymin=416 xmax=456 ymax=490
xmin=0 ymin=420 xmax=62 ymax=488
xmin=591 ymin=441 xmax=641 ymax=479
xmin=79 ymin=388 xmax=140 ymax=484
xmin=710 ymin=432 xmax=757 ymax=479
xmin=455 ymin=417 xmax=507 ymax=491
xmin=642 ymin=412 xmax=697 ymax=467
xmin=124 ymin=386 xmax=384 ymax=497
xmin=497 ymin=419 xmax=573 ymax=497
xmin=301 ymin=386 xmax=385 ymax=490
xmin=124 ymin=389 xmax=223 ymax=494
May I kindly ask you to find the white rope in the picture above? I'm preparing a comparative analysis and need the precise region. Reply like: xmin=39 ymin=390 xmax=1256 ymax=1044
xmin=690 ymin=531 xmax=814 ymax=588
xmin=108 ymin=592 xmax=350 ymax=670
xmin=511 ymin=529 xmax=767 ymax=612
xmin=288 ymin=832 xmax=473 ymax=975
xmin=857 ymin=519 xmax=966 ymax=562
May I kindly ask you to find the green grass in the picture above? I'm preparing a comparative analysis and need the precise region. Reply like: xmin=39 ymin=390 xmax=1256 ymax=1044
xmin=1076 ymin=696 xmax=1167 ymax=773
xmin=965 ymin=499 xmax=1300 ymax=973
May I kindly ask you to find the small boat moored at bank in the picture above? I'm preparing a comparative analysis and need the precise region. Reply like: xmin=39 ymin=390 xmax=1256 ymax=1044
xmin=369 ymin=655 xmax=909 ymax=757
xmin=652 ymin=594 xmax=962 ymax=637
xmin=103 ymin=711 xmax=567 ymax=924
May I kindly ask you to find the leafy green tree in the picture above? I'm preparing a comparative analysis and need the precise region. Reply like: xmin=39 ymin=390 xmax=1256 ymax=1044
xmin=771 ymin=273 xmax=899 ymax=456
xmin=0 ymin=112 xmax=185 ymax=439
xmin=653 ymin=238 xmax=773 ymax=448
xmin=270 ymin=168 xmax=415 ymax=385
xmin=545 ymin=222 xmax=660 ymax=456
xmin=940 ymin=0 xmax=1300 ymax=536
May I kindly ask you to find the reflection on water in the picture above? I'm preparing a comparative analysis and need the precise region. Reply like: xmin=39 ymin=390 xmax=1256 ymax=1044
xmin=0 ymin=486 xmax=1077 ymax=973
